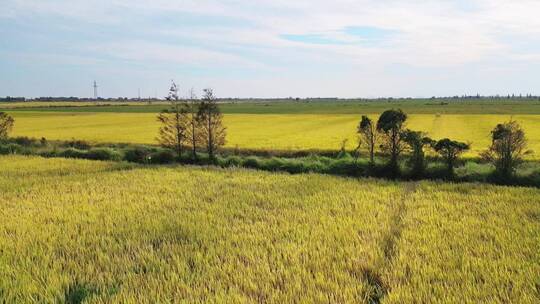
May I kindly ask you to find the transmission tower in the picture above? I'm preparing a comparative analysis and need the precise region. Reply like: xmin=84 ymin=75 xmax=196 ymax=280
xmin=93 ymin=81 xmax=98 ymax=99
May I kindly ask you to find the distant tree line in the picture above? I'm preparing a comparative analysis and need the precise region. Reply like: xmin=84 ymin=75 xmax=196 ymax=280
xmin=0 ymin=97 xmax=26 ymax=102
xmin=2 ymin=94 xmax=540 ymax=103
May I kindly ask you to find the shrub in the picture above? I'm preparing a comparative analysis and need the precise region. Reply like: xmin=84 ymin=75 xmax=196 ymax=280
xmin=59 ymin=148 xmax=88 ymax=159
xmin=12 ymin=136 xmax=38 ymax=147
xmin=336 ymin=150 xmax=352 ymax=159
xmin=455 ymin=161 xmax=492 ymax=182
xmin=327 ymin=158 xmax=361 ymax=176
xmin=124 ymin=146 xmax=153 ymax=163
xmin=218 ymin=155 xmax=243 ymax=167
xmin=86 ymin=148 xmax=122 ymax=161
xmin=64 ymin=139 xmax=91 ymax=150
xmin=38 ymin=150 xmax=59 ymax=158
xmin=302 ymin=160 xmax=327 ymax=173
xmin=262 ymin=157 xmax=286 ymax=171
xmin=0 ymin=143 xmax=26 ymax=155
xmin=149 ymin=150 xmax=176 ymax=164
xmin=243 ymin=156 xmax=261 ymax=169
xmin=279 ymin=159 xmax=309 ymax=174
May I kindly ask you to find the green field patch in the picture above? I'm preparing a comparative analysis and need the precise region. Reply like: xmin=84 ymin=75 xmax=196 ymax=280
xmin=3 ymin=99 xmax=540 ymax=114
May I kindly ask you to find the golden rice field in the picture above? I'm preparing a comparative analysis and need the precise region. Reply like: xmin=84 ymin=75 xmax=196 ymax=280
xmin=0 ymin=156 xmax=538 ymax=303
xmin=8 ymin=112 xmax=540 ymax=157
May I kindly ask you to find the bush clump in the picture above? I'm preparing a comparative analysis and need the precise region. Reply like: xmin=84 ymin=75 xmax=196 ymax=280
xmin=59 ymin=148 xmax=88 ymax=159
xmin=149 ymin=150 xmax=176 ymax=164
xmin=11 ymin=136 xmax=39 ymax=147
xmin=243 ymin=156 xmax=261 ymax=169
xmin=86 ymin=148 xmax=122 ymax=161
xmin=124 ymin=146 xmax=153 ymax=163
xmin=0 ymin=143 xmax=27 ymax=155
xmin=64 ymin=139 xmax=91 ymax=150
xmin=218 ymin=155 xmax=243 ymax=167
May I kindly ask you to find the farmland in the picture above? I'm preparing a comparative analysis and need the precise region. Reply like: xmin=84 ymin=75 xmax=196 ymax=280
xmin=6 ymin=111 xmax=540 ymax=157
xmin=4 ymin=1 xmax=540 ymax=302
xmin=0 ymin=156 xmax=538 ymax=303
xmin=2 ymin=98 xmax=540 ymax=114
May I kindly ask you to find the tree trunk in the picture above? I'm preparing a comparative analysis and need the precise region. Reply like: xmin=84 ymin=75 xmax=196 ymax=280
xmin=369 ymin=133 xmax=374 ymax=165
xmin=191 ymin=110 xmax=197 ymax=160
xmin=208 ymin=108 xmax=214 ymax=160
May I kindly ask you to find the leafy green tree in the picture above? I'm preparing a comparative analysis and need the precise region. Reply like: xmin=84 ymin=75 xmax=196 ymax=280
xmin=156 ymin=81 xmax=189 ymax=158
xmin=197 ymin=88 xmax=226 ymax=160
xmin=402 ymin=129 xmax=433 ymax=178
xmin=376 ymin=109 xmax=407 ymax=176
xmin=482 ymin=120 xmax=527 ymax=180
xmin=433 ymin=138 xmax=470 ymax=177
xmin=0 ymin=112 xmax=14 ymax=140
xmin=357 ymin=115 xmax=377 ymax=165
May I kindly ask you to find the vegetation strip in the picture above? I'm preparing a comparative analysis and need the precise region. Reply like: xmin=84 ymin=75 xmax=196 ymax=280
xmin=0 ymin=90 xmax=538 ymax=187
xmin=2 ymin=98 xmax=540 ymax=114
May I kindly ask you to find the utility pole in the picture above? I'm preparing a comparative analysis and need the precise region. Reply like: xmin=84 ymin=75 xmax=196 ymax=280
xmin=93 ymin=81 xmax=98 ymax=99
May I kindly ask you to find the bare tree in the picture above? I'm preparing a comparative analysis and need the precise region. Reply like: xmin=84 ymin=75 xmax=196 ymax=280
xmin=156 ymin=81 xmax=189 ymax=158
xmin=482 ymin=120 xmax=528 ymax=180
xmin=185 ymin=88 xmax=200 ymax=160
xmin=0 ymin=112 xmax=14 ymax=140
xmin=357 ymin=115 xmax=377 ymax=165
xmin=197 ymin=88 xmax=226 ymax=160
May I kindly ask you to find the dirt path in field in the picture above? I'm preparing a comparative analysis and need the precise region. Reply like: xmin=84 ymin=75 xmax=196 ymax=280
xmin=363 ymin=182 xmax=418 ymax=304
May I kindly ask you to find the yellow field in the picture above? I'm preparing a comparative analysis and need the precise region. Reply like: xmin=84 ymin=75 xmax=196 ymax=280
xmin=0 ymin=156 xmax=538 ymax=303
xmin=9 ymin=112 xmax=540 ymax=157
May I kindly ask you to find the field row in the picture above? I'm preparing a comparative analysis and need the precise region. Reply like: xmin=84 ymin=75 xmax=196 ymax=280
xmin=2 ymin=99 xmax=540 ymax=114
xmin=8 ymin=112 xmax=540 ymax=157
xmin=0 ymin=156 xmax=538 ymax=303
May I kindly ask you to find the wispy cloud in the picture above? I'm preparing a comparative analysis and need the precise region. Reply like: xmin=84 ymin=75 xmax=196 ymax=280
xmin=1 ymin=0 xmax=540 ymax=97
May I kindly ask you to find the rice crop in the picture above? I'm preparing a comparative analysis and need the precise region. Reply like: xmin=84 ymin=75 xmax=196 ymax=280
xmin=8 ymin=112 xmax=540 ymax=157
xmin=0 ymin=156 xmax=538 ymax=303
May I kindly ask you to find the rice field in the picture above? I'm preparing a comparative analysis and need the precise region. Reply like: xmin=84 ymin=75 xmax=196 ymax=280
xmin=0 ymin=156 xmax=538 ymax=303
xmin=7 ymin=111 xmax=540 ymax=157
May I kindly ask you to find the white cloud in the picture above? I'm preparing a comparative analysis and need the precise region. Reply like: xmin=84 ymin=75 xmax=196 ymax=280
xmin=2 ymin=0 xmax=540 ymax=97
xmin=85 ymin=40 xmax=268 ymax=69
xmin=6 ymin=0 xmax=540 ymax=65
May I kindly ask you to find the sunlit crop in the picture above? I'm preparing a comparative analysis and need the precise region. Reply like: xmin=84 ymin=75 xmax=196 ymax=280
xmin=0 ymin=156 xmax=538 ymax=303
xmin=8 ymin=112 xmax=540 ymax=157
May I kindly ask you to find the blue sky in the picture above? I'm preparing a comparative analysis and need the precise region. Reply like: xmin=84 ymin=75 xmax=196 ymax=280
xmin=1 ymin=0 xmax=539 ymax=98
